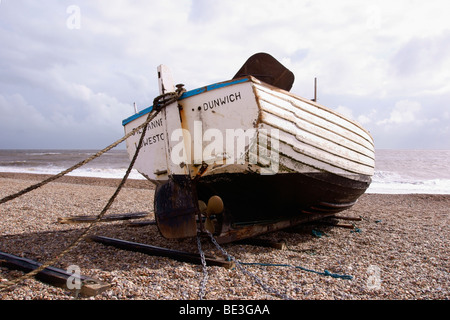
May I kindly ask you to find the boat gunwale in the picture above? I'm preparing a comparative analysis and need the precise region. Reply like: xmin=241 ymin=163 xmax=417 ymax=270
xmin=122 ymin=76 xmax=375 ymax=149
xmin=121 ymin=77 xmax=252 ymax=126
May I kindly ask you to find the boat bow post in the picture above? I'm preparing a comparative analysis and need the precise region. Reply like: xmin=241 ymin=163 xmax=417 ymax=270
xmin=154 ymin=65 xmax=200 ymax=239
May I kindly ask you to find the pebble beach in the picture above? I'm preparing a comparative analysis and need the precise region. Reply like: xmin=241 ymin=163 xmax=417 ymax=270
xmin=0 ymin=172 xmax=448 ymax=301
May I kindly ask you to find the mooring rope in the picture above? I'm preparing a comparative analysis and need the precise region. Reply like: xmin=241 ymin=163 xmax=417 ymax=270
xmin=239 ymin=262 xmax=353 ymax=280
xmin=0 ymin=91 xmax=182 ymax=206
xmin=0 ymin=90 xmax=184 ymax=292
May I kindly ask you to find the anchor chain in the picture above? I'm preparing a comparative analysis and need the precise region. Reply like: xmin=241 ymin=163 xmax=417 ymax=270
xmin=200 ymin=231 xmax=293 ymax=300
xmin=0 ymin=90 xmax=184 ymax=292
xmin=196 ymin=234 xmax=208 ymax=300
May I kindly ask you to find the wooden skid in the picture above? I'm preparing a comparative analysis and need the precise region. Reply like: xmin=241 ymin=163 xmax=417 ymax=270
xmin=57 ymin=212 xmax=150 ymax=224
xmin=89 ymin=235 xmax=235 ymax=269
xmin=215 ymin=212 xmax=337 ymax=244
xmin=127 ymin=220 xmax=157 ymax=227
xmin=237 ymin=238 xmax=287 ymax=250
xmin=0 ymin=251 xmax=109 ymax=297
xmin=318 ymin=215 xmax=362 ymax=229
xmin=319 ymin=221 xmax=356 ymax=229
xmin=332 ymin=215 xmax=362 ymax=221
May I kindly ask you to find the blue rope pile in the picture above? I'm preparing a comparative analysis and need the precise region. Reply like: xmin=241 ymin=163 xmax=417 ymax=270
xmin=239 ymin=261 xmax=353 ymax=280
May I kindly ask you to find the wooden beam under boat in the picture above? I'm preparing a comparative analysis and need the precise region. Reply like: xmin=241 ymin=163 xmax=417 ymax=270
xmin=89 ymin=235 xmax=235 ymax=269
xmin=215 ymin=212 xmax=337 ymax=244
xmin=57 ymin=212 xmax=150 ymax=224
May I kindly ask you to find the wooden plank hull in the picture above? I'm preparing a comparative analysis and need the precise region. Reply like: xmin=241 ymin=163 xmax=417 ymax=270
xmin=122 ymin=74 xmax=375 ymax=242
xmin=123 ymin=76 xmax=374 ymax=181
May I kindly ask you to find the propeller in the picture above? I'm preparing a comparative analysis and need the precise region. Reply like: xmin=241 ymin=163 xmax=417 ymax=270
xmin=198 ymin=195 xmax=224 ymax=233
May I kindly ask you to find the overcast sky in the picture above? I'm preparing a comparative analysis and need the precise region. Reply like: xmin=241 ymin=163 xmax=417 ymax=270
xmin=1 ymin=0 xmax=449 ymax=150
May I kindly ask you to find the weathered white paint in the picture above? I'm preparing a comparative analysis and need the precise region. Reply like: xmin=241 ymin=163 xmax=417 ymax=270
xmin=123 ymin=113 xmax=167 ymax=180
xmin=253 ymin=81 xmax=375 ymax=177
xmin=178 ymin=81 xmax=260 ymax=177
xmin=157 ymin=65 xmax=191 ymax=177
xmin=123 ymin=71 xmax=375 ymax=183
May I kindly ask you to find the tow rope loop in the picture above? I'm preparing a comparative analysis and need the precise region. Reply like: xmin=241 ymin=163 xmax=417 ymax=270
xmin=153 ymin=91 xmax=183 ymax=111
xmin=0 ymin=90 xmax=183 ymax=292
xmin=0 ymin=90 xmax=184 ymax=206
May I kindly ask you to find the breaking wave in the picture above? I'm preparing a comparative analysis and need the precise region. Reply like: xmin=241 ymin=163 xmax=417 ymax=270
xmin=367 ymin=170 xmax=450 ymax=194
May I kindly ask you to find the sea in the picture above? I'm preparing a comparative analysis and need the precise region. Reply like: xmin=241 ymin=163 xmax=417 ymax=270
xmin=0 ymin=149 xmax=449 ymax=194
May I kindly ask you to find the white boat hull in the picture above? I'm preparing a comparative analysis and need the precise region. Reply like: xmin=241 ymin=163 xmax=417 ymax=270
xmin=122 ymin=74 xmax=375 ymax=243
xmin=123 ymin=76 xmax=374 ymax=183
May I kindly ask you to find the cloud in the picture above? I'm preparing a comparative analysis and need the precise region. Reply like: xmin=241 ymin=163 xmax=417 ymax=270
xmin=334 ymin=105 xmax=377 ymax=126
xmin=377 ymin=100 xmax=422 ymax=125
xmin=335 ymin=106 xmax=354 ymax=119
xmin=357 ymin=114 xmax=372 ymax=125
xmin=0 ymin=94 xmax=48 ymax=129
xmin=389 ymin=31 xmax=450 ymax=96
xmin=369 ymin=99 xmax=448 ymax=149
xmin=376 ymin=100 xmax=438 ymax=126
xmin=0 ymin=0 xmax=450 ymax=149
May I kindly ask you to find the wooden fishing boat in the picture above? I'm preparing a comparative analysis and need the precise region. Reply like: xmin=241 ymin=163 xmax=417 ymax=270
xmin=122 ymin=53 xmax=375 ymax=243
